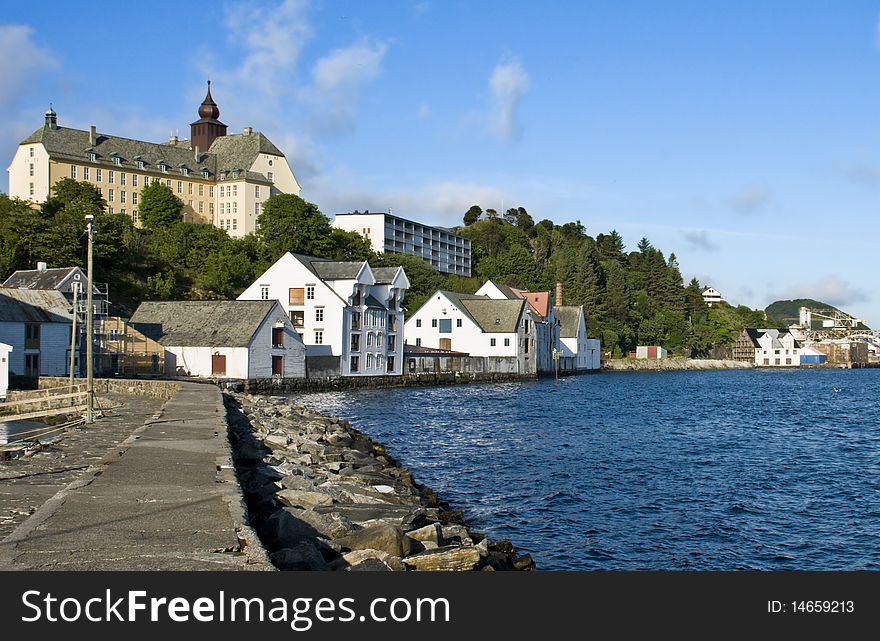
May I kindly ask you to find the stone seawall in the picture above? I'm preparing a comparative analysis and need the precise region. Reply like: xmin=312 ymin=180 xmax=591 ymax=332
xmin=225 ymin=392 xmax=534 ymax=571
xmin=36 ymin=377 xmax=180 ymax=400
xmin=604 ymin=358 xmax=753 ymax=371
xmin=238 ymin=371 xmax=534 ymax=395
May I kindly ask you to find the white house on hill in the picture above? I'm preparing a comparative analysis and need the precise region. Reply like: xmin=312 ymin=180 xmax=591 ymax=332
xmin=701 ymin=287 xmax=723 ymax=307
xmin=129 ymin=300 xmax=304 ymax=379
xmin=238 ymin=253 xmax=409 ymax=376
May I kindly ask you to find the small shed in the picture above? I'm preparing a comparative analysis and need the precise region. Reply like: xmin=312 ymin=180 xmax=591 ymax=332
xmin=0 ymin=342 xmax=12 ymax=399
xmin=635 ymin=345 xmax=668 ymax=360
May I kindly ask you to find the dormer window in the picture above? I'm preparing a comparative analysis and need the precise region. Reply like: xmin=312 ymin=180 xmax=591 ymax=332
xmin=201 ymin=169 xmax=209 ymax=179
xmin=181 ymin=166 xmax=189 ymax=176
xmin=112 ymin=154 xmax=122 ymax=166
xmin=233 ymin=169 xmax=240 ymax=179
xmin=88 ymin=152 xmax=96 ymax=162
xmin=158 ymin=161 xmax=167 ymax=173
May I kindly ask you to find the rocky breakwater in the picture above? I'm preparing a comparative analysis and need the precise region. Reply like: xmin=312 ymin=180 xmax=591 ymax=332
xmin=225 ymin=392 xmax=534 ymax=572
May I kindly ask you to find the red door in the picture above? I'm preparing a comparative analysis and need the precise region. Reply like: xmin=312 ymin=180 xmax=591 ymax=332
xmin=211 ymin=354 xmax=226 ymax=376
xmin=647 ymin=346 xmax=658 ymax=359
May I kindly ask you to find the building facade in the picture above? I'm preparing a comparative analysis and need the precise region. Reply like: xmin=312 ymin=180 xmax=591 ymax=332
xmin=403 ymin=290 xmax=533 ymax=371
xmin=733 ymin=328 xmax=801 ymax=366
xmin=332 ymin=211 xmax=472 ymax=276
xmin=129 ymin=300 xmax=305 ymax=380
xmin=554 ymin=305 xmax=601 ymax=370
xmin=238 ymin=253 xmax=409 ymax=376
xmin=701 ymin=287 xmax=723 ymax=307
xmin=7 ymin=83 xmax=300 ymax=238
xmin=0 ymin=289 xmax=73 ymax=377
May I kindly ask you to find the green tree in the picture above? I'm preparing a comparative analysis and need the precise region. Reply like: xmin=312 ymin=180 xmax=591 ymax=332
xmin=515 ymin=207 xmax=534 ymax=232
xmin=370 ymin=253 xmax=443 ymax=317
xmin=139 ymin=182 xmax=183 ymax=230
xmin=328 ymin=227 xmax=374 ymax=261
xmin=257 ymin=194 xmax=334 ymax=260
xmin=463 ymin=205 xmax=482 ymax=226
xmin=0 ymin=195 xmax=45 ymax=275
xmin=146 ymin=271 xmax=176 ymax=299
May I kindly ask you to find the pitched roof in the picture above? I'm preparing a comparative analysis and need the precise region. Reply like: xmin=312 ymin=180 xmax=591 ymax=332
xmin=363 ymin=294 xmax=385 ymax=309
xmin=372 ymin=267 xmax=401 ymax=284
xmin=129 ymin=300 xmax=278 ymax=347
xmin=458 ymin=298 xmax=525 ymax=333
xmin=311 ymin=261 xmax=365 ymax=280
xmin=3 ymin=266 xmax=99 ymax=293
xmin=520 ymin=291 xmax=550 ymax=318
xmin=20 ymin=125 xmax=275 ymax=184
xmin=0 ymin=289 xmax=72 ymax=323
xmin=555 ymin=305 xmax=583 ymax=338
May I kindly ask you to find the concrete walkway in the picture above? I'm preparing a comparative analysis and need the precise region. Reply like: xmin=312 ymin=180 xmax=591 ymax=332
xmin=0 ymin=382 xmax=271 ymax=571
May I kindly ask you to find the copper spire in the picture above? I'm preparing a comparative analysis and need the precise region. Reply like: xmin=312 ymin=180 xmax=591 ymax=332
xmin=198 ymin=80 xmax=220 ymax=120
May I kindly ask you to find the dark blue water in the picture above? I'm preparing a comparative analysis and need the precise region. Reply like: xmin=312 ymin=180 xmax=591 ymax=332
xmin=302 ymin=369 xmax=880 ymax=570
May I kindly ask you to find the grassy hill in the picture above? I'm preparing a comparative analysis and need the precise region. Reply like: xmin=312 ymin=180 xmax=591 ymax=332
xmin=766 ymin=299 xmax=870 ymax=330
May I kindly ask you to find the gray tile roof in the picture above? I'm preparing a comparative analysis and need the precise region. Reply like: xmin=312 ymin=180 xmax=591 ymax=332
xmin=21 ymin=125 xmax=276 ymax=184
xmin=436 ymin=290 xmax=524 ymax=333
xmin=554 ymin=305 xmax=583 ymax=338
xmin=363 ymin=294 xmax=385 ymax=309
xmin=0 ymin=289 xmax=72 ymax=323
xmin=3 ymin=266 xmax=99 ymax=294
xmin=129 ymin=300 xmax=278 ymax=347
xmin=310 ymin=261 xmax=365 ymax=280
xmin=372 ymin=267 xmax=401 ymax=284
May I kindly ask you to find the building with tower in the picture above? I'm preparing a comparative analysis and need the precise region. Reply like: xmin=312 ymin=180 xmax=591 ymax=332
xmin=6 ymin=83 xmax=301 ymax=237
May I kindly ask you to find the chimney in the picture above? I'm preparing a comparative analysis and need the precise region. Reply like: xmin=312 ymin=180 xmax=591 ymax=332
xmin=555 ymin=282 xmax=563 ymax=306
xmin=243 ymin=126 xmax=252 ymax=136
xmin=36 ymin=261 xmax=47 ymax=272
xmin=169 ymin=133 xmax=178 ymax=144
xmin=89 ymin=125 xmax=96 ymax=145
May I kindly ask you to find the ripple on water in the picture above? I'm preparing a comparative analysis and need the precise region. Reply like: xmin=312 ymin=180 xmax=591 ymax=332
xmin=303 ymin=369 xmax=880 ymax=570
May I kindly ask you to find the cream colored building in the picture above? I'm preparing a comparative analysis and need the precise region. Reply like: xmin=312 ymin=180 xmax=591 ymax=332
xmin=6 ymin=83 xmax=300 ymax=237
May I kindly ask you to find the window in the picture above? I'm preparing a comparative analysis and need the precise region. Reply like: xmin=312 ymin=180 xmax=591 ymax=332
xmin=490 ymin=338 xmax=497 ymax=347
xmin=120 ymin=172 xmax=126 ymax=185
xmin=96 ymin=168 xmax=102 ymax=181
xmin=108 ymin=170 xmax=114 ymax=183
xmin=267 ymin=171 xmax=274 ymax=182
xmin=198 ymin=184 xmax=204 ymax=196
xmin=367 ymin=333 xmax=373 ymax=347
xmin=177 ymin=181 xmax=183 ymax=193
xmin=351 ymin=311 xmax=361 ymax=330
xmin=367 ymin=353 xmax=374 ymax=369
xmin=315 ymin=307 xmax=324 ymax=322
xmin=198 ymin=201 xmax=203 ymax=213
xmin=504 ymin=338 xmax=510 ymax=346
xmin=232 ymin=201 xmax=237 ymax=214
xmin=108 ymin=207 xmax=114 ymax=214
xmin=182 ymin=168 xmax=189 ymax=176
xmin=29 ymin=147 xmax=34 ymax=157
xmin=232 ymin=219 xmax=237 ymax=230
xmin=416 ymin=319 xmax=422 ymax=328
xmin=144 ymin=176 xmax=150 ymax=185
xmin=289 ymin=288 xmax=304 ymax=305
xmin=386 ymin=356 xmax=394 ymax=372
xmin=431 ymin=319 xmax=438 ymax=328
xmin=388 ymin=315 xmax=396 ymax=331
xmin=166 ymin=179 xmax=171 ymax=188
xmin=255 ymin=185 xmax=260 ymax=198
xmin=387 ymin=335 xmax=396 ymax=351
xmin=160 ymin=163 xmax=167 ymax=173
xmin=209 ymin=186 xmax=214 ymax=197
xmin=255 ymin=202 xmax=261 ymax=216
xmin=88 ymin=152 xmax=96 ymax=162
xmin=350 ymin=355 xmax=359 ymax=372
xmin=83 ymin=167 xmax=90 ymax=180
xmin=132 ymin=192 xmax=138 ymax=205
xmin=272 ymin=327 xmax=284 ymax=348
xmin=377 ymin=333 xmax=383 ymax=347
xmin=456 ymin=318 xmax=462 ymax=327
xmin=314 ymin=331 xmax=324 ymax=344
xmin=220 ymin=186 xmax=225 ymax=198
xmin=306 ymin=286 xmax=315 ymax=300
xmin=439 ymin=319 xmax=452 ymax=333
xmin=114 ymin=156 xmax=121 ymax=166
xmin=132 ymin=210 xmax=138 ymax=224
xmin=137 ymin=160 xmax=145 ymax=170
xmin=188 ymin=182 xmax=193 ymax=195
xmin=70 ymin=165 xmax=77 ymax=178
xmin=120 ymin=191 xmax=126 ymax=203
xmin=786 ymin=358 xmax=792 ymax=365
xmin=24 ymin=323 xmax=40 ymax=348
xmin=415 ymin=338 xmax=422 ymax=347
xmin=260 ymin=285 xmax=269 ymax=300
xmin=351 ymin=334 xmax=361 ymax=351
xmin=290 ymin=310 xmax=304 ymax=327
xmin=232 ymin=185 xmax=238 ymax=196
xmin=108 ymin=189 xmax=114 ymax=202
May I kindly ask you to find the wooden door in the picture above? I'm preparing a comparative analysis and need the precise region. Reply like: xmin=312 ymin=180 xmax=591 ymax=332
xmin=211 ymin=354 xmax=226 ymax=376
xmin=272 ymin=355 xmax=283 ymax=376
xmin=439 ymin=338 xmax=452 ymax=350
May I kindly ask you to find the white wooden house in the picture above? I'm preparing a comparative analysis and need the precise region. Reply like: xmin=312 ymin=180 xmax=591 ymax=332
xmin=554 ymin=305 xmax=601 ymax=370
xmin=0 ymin=288 xmax=73 ymax=377
xmin=404 ymin=290 xmax=531 ymax=369
xmin=129 ymin=300 xmax=305 ymax=379
xmin=0 ymin=342 xmax=12 ymax=399
xmin=238 ymin=253 xmax=409 ymax=376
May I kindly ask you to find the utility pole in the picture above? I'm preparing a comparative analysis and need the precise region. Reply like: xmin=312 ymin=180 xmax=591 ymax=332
xmin=85 ymin=214 xmax=95 ymax=424
xmin=68 ymin=281 xmax=79 ymax=390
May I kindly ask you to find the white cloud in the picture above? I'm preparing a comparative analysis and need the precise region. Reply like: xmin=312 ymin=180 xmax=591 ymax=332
xmin=726 ymin=184 xmax=771 ymax=214
xmin=777 ymin=275 xmax=868 ymax=308
xmin=488 ymin=57 xmax=530 ymax=142
xmin=0 ymin=25 xmax=56 ymax=106
xmin=302 ymin=39 xmax=389 ymax=133
xmin=417 ymin=103 xmax=431 ymax=119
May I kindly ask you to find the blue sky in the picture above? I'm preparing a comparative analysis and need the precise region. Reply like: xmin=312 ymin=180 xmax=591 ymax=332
xmin=2 ymin=1 xmax=880 ymax=325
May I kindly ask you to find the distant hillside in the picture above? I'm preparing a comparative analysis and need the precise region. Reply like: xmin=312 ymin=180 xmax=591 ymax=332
xmin=766 ymin=299 xmax=870 ymax=330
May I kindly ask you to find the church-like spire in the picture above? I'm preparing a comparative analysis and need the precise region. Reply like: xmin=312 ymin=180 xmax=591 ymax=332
xmin=198 ymin=80 xmax=220 ymax=120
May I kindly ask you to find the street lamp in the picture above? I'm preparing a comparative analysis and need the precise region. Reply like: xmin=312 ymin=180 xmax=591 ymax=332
xmin=85 ymin=214 xmax=94 ymax=424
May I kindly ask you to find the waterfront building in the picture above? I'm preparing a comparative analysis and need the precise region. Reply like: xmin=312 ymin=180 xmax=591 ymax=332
xmin=237 ymin=253 xmax=409 ymax=376
xmin=634 ymin=345 xmax=668 ymax=359
xmin=476 ymin=280 xmax=559 ymax=374
xmin=0 ymin=288 xmax=73 ymax=377
xmin=129 ymin=300 xmax=304 ymax=379
xmin=6 ymin=83 xmax=300 ymax=238
xmin=332 ymin=210 xmax=472 ymax=276
xmin=554 ymin=305 xmax=601 ymax=370
xmin=0 ymin=342 xmax=11 ymax=399
xmin=701 ymin=287 xmax=723 ymax=307
xmin=733 ymin=328 xmax=800 ymax=366
xmin=403 ymin=290 xmax=534 ymax=372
